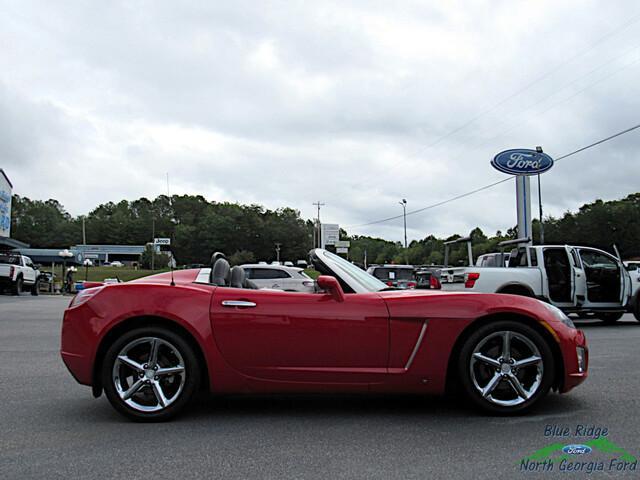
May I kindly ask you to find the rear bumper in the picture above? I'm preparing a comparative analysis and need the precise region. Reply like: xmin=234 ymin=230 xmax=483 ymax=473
xmin=60 ymin=305 xmax=97 ymax=386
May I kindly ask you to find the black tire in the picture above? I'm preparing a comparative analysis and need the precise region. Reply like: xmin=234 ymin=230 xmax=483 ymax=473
xmin=12 ymin=276 xmax=23 ymax=296
xmin=498 ymin=286 xmax=533 ymax=297
xmin=633 ymin=297 xmax=640 ymax=322
xmin=458 ymin=320 xmax=555 ymax=415
xmin=102 ymin=326 xmax=200 ymax=422
xmin=31 ymin=279 xmax=40 ymax=296
xmin=599 ymin=312 xmax=624 ymax=324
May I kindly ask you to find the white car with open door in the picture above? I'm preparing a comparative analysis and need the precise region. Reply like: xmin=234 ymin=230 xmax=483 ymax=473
xmin=440 ymin=242 xmax=634 ymax=323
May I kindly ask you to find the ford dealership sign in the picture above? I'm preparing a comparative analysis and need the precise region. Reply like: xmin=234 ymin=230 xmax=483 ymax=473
xmin=491 ymin=149 xmax=554 ymax=176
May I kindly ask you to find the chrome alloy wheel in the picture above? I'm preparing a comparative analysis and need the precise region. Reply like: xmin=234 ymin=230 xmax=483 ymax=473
xmin=112 ymin=337 xmax=186 ymax=413
xmin=469 ymin=330 xmax=543 ymax=407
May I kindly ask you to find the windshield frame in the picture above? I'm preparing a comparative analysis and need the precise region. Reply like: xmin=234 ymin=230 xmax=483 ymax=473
xmin=311 ymin=249 xmax=388 ymax=293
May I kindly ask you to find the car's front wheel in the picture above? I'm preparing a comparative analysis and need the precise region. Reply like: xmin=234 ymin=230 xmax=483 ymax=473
xmin=102 ymin=326 xmax=200 ymax=422
xmin=458 ymin=321 xmax=555 ymax=414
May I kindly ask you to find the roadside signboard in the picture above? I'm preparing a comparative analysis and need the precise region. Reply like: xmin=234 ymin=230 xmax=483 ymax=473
xmin=0 ymin=169 xmax=12 ymax=238
xmin=491 ymin=148 xmax=554 ymax=246
xmin=336 ymin=247 xmax=348 ymax=254
xmin=335 ymin=240 xmax=350 ymax=248
xmin=321 ymin=224 xmax=340 ymax=248
xmin=154 ymin=238 xmax=171 ymax=246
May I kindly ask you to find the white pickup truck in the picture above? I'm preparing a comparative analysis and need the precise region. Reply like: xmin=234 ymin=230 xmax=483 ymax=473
xmin=0 ymin=252 xmax=41 ymax=295
xmin=440 ymin=243 xmax=639 ymax=323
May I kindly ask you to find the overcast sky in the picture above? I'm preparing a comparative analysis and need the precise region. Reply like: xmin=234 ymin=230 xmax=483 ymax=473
xmin=1 ymin=1 xmax=639 ymax=243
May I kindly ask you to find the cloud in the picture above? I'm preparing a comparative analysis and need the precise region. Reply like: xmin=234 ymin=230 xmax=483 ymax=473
xmin=1 ymin=0 xmax=639 ymax=242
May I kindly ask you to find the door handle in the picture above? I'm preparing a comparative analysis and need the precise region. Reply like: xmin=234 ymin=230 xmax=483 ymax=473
xmin=221 ymin=300 xmax=257 ymax=308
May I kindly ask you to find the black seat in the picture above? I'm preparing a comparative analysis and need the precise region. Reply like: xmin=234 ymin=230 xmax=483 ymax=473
xmin=210 ymin=258 xmax=231 ymax=286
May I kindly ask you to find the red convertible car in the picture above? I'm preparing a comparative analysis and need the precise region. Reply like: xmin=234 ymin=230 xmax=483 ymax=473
xmin=61 ymin=249 xmax=588 ymax=421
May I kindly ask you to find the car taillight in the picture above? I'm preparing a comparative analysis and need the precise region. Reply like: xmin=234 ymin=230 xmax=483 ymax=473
xmin=465 ymin=272 xmax=480 ymax=288
xmin=302 ymin=281 xmax=314 ymax=287
xmin=386 ymin=281 xmax=394 ymax=286
xmin=407 ymin=281 xmax=416 ymax=289
xmin=9 ymin=266 xmax=14 ymax=278
xmin=69 ymin=286 xmax=103 ymax=308
xmin=430 ymin=275 xmax=441 ymax=289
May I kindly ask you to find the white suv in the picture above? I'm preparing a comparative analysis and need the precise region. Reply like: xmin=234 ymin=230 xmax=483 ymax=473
xmin=241 ymin=264 xmax=315 ymax=292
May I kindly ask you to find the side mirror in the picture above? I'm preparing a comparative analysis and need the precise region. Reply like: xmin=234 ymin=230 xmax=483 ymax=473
xmin=316 ymin=275 xmax=345 ymax=302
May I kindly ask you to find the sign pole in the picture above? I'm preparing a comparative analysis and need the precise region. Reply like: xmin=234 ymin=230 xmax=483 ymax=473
xmin=515 ymin=175 xmax=532 ymax=245
xmin=537 ymin=174 xmax=544 ymax=244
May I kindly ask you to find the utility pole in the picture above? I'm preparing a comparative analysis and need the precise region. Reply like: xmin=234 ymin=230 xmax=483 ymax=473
xmin=151 ymin=217 xmax=156 ymax=271
xmin=312 ymin=201 xmax=325 ymax=248
xmin=399 ymin=199 xmax=408 ymax=263
xmin=82 ymin=216 xmax=86 ymax=244
xmin=275 ymin=243 xmax=281 ymax=263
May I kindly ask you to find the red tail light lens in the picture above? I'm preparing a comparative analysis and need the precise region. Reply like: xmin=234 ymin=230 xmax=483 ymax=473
xmin=430 ymin=275 xmax=441 ymax=289
xmin=386 ymin=281 xmax=394 ymax=286
xmin=407 ymin=281 xmax=417 ymax=289
xmin=69 ymin=286 xmax=103 ymax=308
xmin=9 ymin=266 xmax=15 ymax=278
xmin=465 ymin=272 xmax=480 ymax=288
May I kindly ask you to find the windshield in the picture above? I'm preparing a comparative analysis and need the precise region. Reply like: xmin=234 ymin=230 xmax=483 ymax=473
xmin=372 ymin=267 xmax=414 ymax=281
xmin=314 ymin=249 xmax=387 ymax=292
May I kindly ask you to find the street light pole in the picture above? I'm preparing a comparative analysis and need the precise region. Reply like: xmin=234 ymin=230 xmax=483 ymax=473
xmin=312 ymin=201 xmax=325 ymax=248
xmin=275 ymin=243 xmax=281 ymax=263
xmin=399 ymin=199 xmax=408 ymax=264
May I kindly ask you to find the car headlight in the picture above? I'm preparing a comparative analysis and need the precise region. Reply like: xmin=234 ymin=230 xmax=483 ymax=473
xmin=541 ymin=302 xmax=576 ymax=329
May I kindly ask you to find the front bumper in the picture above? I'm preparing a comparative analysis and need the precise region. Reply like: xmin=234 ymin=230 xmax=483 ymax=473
xmin=559 ymin=328 xmax=588 ymax=393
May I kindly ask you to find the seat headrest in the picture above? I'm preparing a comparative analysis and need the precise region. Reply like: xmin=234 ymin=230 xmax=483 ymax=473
xmin=211 ymin=251 xmax=226 ymax=264
xmin=210 ymin=258 xmax=231 ymax=286
xmin=229 ymin=266 xmax=246 ymax=288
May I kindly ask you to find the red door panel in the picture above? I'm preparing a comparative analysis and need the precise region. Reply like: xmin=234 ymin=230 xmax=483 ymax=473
xmin=210 ymin=288 xmax=389 ymax=384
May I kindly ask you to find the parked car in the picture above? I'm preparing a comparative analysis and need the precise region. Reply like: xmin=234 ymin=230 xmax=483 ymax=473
xmin=61 ymin=248 xmax=588 ymax=421
xmin=623 ymin=261 xmax=640 ymax=321
xmin=241 ymin=264 xmax=315 ymax=292
xmin=366 ymin=265 xmax=416 ymax=289
xmin=414 ymin=267 xmax=442 ymax=289
xmin=440 ymin=244 xmax=635 ymax=323
xmin=38 ymin=271 xmax=57 ymax=291
xmin=109 ymin=261 xmax=124 ymax=268
xmin=0 ymin=253 xmax=41 ymax=295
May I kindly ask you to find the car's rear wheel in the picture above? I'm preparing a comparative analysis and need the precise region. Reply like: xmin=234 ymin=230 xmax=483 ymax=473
xmin=599 ymin=312 xmax=624 ymax=324
xmin=31 ymin=279 xmax=40 ymax=296
xmin=12 ymin=276 xmax=23 ymax=296
xmin=458 ymin=321 xmax=555 ymax=414
xmin=102 ymin=326 xmax=200 ymax=422
xmin=634 ymin=299 xmax=640 ymax=322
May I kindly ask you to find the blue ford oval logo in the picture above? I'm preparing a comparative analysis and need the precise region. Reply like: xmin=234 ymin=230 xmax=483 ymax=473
xmin=562 ymin=444 xmax=592 ymax=455
xmin=491 ymin=149 xmax=554 ymax=176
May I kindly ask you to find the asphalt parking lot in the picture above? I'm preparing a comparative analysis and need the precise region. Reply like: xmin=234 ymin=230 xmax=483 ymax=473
xmin=1 ymin=295 xmax=639 ymax=479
